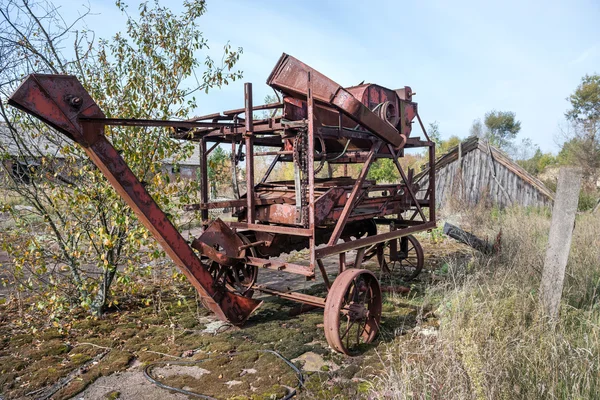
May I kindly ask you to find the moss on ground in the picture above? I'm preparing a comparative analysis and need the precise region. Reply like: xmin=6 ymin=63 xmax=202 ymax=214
xmin=0 ymin=242 xmax=450 ymax=400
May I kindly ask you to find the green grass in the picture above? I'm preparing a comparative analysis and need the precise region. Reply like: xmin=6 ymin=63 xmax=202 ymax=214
xmin=370 ymin=208 xmax=600 ymax=399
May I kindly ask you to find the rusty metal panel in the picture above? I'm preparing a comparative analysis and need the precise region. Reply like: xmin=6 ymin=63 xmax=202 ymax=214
xmin=267 ymin=53 xmax=405 ymax=148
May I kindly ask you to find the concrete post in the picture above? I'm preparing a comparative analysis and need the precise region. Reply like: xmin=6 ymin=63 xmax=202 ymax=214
xmin=539 ymin=167 xmax=582 ymax=320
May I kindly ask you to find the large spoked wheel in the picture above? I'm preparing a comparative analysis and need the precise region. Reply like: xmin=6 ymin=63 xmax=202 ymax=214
xmin=324 ymin=269 xmax=382 ymax=355
xmin=377 ymin=234 xmax=424 ymax=281
xmin=206 ymin=233 xmax=258 ymax=297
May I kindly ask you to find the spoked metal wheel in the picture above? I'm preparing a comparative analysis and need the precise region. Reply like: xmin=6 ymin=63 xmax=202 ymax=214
xmin=324 ymin=269 xmax=382 ymax=355
xmin=205 ymin=233 xmax=258 ymax=297
xmin=377 ymin=234 xmax=424 ymax=281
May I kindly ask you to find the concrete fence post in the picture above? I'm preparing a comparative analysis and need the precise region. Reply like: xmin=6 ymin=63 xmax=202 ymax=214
xmin=539 ymin=167 xmax=582 ymax=320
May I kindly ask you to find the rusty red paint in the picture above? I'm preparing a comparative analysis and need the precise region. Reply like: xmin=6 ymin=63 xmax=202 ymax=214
xmin=8 ymin=53 xmax=437 ymax=355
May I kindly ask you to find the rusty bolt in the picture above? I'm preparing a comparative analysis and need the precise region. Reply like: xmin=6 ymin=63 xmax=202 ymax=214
xmin=69 ymin=96 xmax=82 ymax=108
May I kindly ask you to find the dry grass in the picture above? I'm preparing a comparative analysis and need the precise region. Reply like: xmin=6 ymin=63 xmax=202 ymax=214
xmin=371 ymin=208 xmax=600 ymax=400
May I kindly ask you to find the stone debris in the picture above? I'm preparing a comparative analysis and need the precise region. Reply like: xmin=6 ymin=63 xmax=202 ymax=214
xmin=291 ymin=351 xmax=339 ymax=372
xmin=202 ymin=320 xmax=232 ymax=335
xmin=225 ymin=380 xmax=243 ymax=389
xmin=154 ymin=365 xmax=211 ymax=379
xmin=240 ymin=368 xmax=257 ymax=376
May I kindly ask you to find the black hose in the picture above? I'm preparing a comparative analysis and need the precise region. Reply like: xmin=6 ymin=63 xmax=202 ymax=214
xmin=143 ymin=349 xmax=304 ymax=400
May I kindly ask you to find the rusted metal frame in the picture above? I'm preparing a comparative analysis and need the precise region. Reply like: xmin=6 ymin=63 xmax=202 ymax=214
xmin=186 ymin=111 xmax=224 ymax=122
xmin=405 ymin=137 xmax=431 ymax=148
xmin=178 ymin=124 xmax=285 ymax=143
xmin=353 ymin=247 xmax=366 ymax=268
xmin=202 ymin=135 xmax=284 ymax=148
xmin=223 ymin=101 xmax=283 ymax=116
xmin=387 ymin=143 xmax=427 ymax=222
xmin=316 ymin=221 xmax=436 ymax=258
xmin=316 ymin=259 xmax=331 ymax=290
xmin=255 ymin=150 xmax=293 ymax=156
xmin=231 ymin=137 xmax=240 ymax=202
xmin=307 ymin=71 xmax=316 ymax=272
xmin=339 ymin=253 xmax=346 ymax=273
xmin=80 ymin=127 xmax=261 ymax=325
xmin=198 ymin=120 xmax=284 ymax=136
xmin=267 ymin=54 xmax=403 ymax=147
xmin=331 ymin=89 xmax=404 ymax=147
xmin=416 ymin=112 xmax=432 ymax=143
xmin=193 ymin=241 xmax=243 ymax=267
xmin=254 ymin=286 xmax=326 ymax=308
xmin=317 ymin=126 xmax=374 ymax=141
xmin=200 ymin=138 xmax=209 ymax=221
xmin=327 ymin=140 xmax=382 ymax=246
xmin=79 ymin=117 xmax=238 ymax=129
xmin=373 ymin=218 xmax=425 ymax=227
xmin=322 ymin=152 xmax=393 ymax=165
xmin=228 ymin=221 xmax=313 ymax=237
xmin=238 ymin=240 xmax=265 ymax=250
xmin=246 ymin=257 xmax=314 ymax=277
xmin=260 ymin=146 xmax=284 ymax=184
xmin=186 ymin=196 xmax=291 ymax=210
xmin=186 ymin=103 xmax=282 ymax=122
xmin=405 ymin=146 xmax=434 ymax=223
xmin=244 ymin=83 xmax=255 ymax=224
xmin=205 ymin=141 xmax=219 ymax=156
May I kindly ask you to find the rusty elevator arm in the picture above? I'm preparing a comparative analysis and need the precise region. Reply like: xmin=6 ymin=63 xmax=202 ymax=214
xmin=8 ymin=74 xmax=261 ymax=325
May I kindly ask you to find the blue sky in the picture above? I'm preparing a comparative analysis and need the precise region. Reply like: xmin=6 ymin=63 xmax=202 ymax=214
xmin=55 ymin=0 xmax=599 ymax=153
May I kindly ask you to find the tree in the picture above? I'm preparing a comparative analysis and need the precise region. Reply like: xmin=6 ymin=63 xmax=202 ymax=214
xmin=469 ymin=112 xmax=521 ymax=151
xmin=428 ymin=121 xmax=441 ymax=148
xmin=0 ymin=0 xmax=242 ymax=316
xmin=207 ymin=146 xmax=232 ymax=198
xmin=517 ymin=147 xmax=557 ymax=175
xmin=483 ymin=110 xmax=521 ymax=149
xmin=439 ymin=135 xmax=462 ymax=155
xmin=562 ymin=74 xmax=600 ymax=187
xmin=367 ymin=159 xmax=399 ymax=183
xmin=469 ymin=118 xmax=484 ymax=138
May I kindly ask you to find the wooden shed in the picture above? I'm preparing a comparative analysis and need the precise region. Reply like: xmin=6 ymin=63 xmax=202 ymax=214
xmin=417 ymin=137 xmax=554 ymax=209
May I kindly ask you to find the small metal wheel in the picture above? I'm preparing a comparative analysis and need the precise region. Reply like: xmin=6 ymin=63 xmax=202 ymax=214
xmin=206 ymin=233 xmax=258 ymax=297
xmin=324 ymin=269 xmax=382 ymax=355
xmin=377 ymin=234 xmax=424 ymax=281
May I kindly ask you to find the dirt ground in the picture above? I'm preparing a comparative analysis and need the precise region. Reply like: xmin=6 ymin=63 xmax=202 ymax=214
xmin=0 ymin=232 xmax=470 ymax=400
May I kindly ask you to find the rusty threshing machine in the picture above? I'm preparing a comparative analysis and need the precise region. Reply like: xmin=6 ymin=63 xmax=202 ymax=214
xmin=9 ymin=54 xmax=436 ymax=355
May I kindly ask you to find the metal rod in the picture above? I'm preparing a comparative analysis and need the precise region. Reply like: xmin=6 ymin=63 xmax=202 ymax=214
xmin=255 ymin=150 xmax=293 ymax=156
xmin=307 ymin=71 xmax=316 ymax=271
xmin=247 ymin=257 xmax=314 ymax=277
xmin=205 ymin=142 xmax=219 ymax=156
xmin=200 ymin=138 xmax=209 ymax=221
xmin=254 ymin=286 xmax=326 ymax=308
xmin=387 ymin=144 xmax=426 ymax=221
xmin=79 ymin=117 xmax=238 ymax=129
xmin=238 ymin=240 xmax=265 ymax=251
xmin=244 ymin=83 xmax=255 ymax=224
xmin=223 ymin=101 xmax=283 ymax=116
xmin=317 ymin=221 xmax=436 ymax=258
xmin=316 ymin=259 xmax=330 ymax=290
xmin=229 ymin=222 xmax=313 ymax=237
xmin=327 ymin=140 xmax=382 ymax=246
xmin=416 ymin=112 xmax=432 ymax=143
xmin=260 ymin=146 xmax=283 ymax=184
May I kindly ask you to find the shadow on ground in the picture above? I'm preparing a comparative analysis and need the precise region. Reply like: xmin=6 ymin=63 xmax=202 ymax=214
xmin=0 ymin=234 xmax=471 ymax=400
